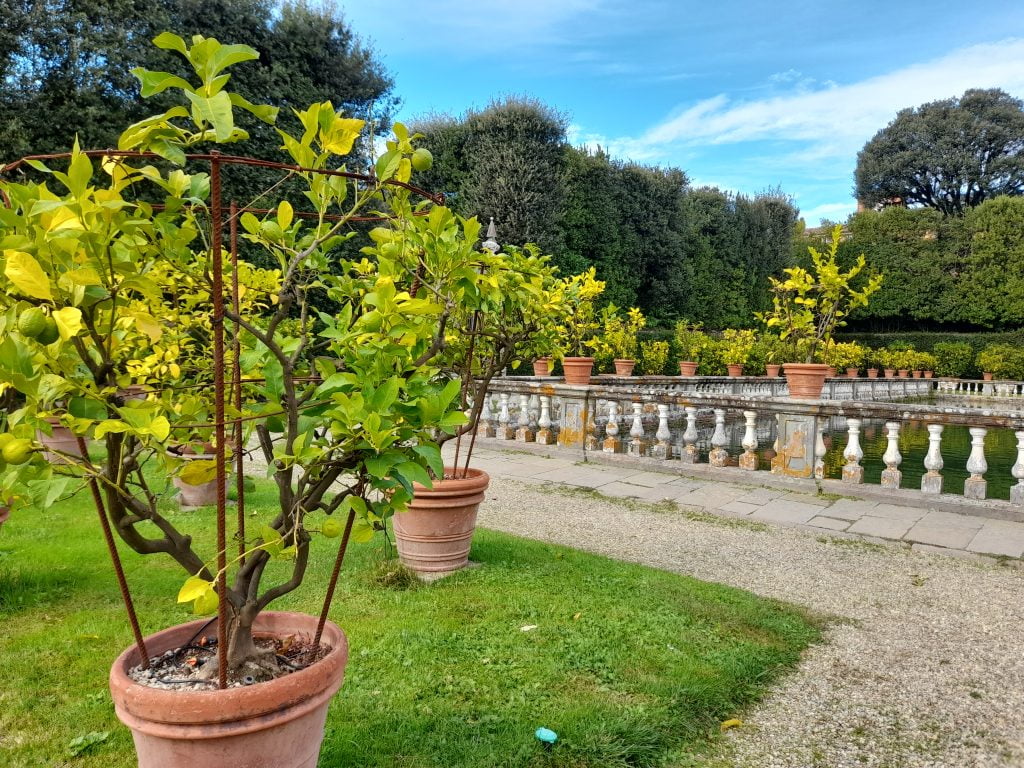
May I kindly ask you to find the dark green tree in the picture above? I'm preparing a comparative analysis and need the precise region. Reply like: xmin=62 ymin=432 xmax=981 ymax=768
xmin=0 ymin=0 xmax=396 ymax=173
xmin=855 ymin=88 xmax=1024 ymax=215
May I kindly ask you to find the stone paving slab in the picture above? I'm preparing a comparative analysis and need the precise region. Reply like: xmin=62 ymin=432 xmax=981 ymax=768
xmin=441 ymin=443 xmax=1024 ymax=562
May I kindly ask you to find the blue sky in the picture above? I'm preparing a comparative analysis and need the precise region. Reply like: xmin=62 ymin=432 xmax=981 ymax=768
xmin=338 ymin=1 xmax=1024 ymax=225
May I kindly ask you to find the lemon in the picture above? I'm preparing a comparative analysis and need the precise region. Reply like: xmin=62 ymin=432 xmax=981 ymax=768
xmin=411 ymin=148 xmax=433 ymax=172
xmin=0 ymin=433 xmax=14 ymax=450
xmin=322 ymin=518 xmax=344 ymax=538
xmin=2 ymin=438 xmax=34 ymax=465
xmin=36 ymin=317 xmax=59 ymax=345
xmin=17 ymin=307 xmax=47 ymax=339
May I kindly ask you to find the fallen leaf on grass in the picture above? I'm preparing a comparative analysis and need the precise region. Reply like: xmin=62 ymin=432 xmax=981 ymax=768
xmin=720 ymin=718 xmax=743 ymax=732
xmin=520 ymin=625 xmax=538 ymax=632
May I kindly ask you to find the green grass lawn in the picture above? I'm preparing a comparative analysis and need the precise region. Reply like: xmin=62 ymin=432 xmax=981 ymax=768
xmin=0 ymin=480 xmax=821 ymax=767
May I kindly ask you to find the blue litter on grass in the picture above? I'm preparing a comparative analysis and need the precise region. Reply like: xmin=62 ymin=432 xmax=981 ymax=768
xmin=535 ymin=727 xmax=558 ymax=745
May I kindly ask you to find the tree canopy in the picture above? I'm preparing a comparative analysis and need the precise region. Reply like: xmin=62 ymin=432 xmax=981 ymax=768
xmin=855 ymin=88 xmax=1024 ymax=215
xmin=0 ymin=0 xmax=396 ymax=169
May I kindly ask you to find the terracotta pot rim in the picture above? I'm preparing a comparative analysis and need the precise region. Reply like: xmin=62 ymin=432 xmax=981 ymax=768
xmin=413 ymin=466 xmax=490 ymax=495
xmin=781 ymin=362 xmax=830 ymax=372
xmin=562 ymin=356 xmax=595 ymax=363
xmin=109 ymin=611 xmax=347 ymax=733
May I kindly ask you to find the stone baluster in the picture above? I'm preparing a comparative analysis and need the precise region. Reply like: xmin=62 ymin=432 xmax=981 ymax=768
xmin=516 ymin=393 xmax=534 ymax=442
xmin=603 ymin=401 xmax=622 ymax=453
xmin=964 ymin=427 xmax=988 ymax=499
xmin=1011 ymin=431 xmax=1024 ymax=504
xmin=921 ymin=424 xmax=944 ymax=494
xmin=709 ymin=408 xmax=729 ymax=467
xmin=842 ymin=418 xmax=864 ymax=483
xmin=814 ymin=418 xmax=827 ymax=479
xmin=497 ymin=393 xmax=514 ymax=440
xmin=627 ymin=402 xmax=647 ymax=457
xmin=528 ymin=394 xmax=540 ymax=429
xmin=584 ymin=398 xmax=600 ymax=451
xmin=880 ymin=421 xmax=902 ymax=488
xmin=739 ymin=410 xmax=758 ymax=470
xmin=679 ymin=406 xmax=699 ymax=463
xmin=650 ymin=404 xmax=673 ymax=460
xmin=479 ymin=393 xmax=496 ymax=438
xmin=536 ymin=396 xmax=556 ymax=445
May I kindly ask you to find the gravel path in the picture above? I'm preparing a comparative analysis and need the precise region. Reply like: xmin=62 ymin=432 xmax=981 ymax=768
xmin=478 ymin=475 xmax=1024 ymax=768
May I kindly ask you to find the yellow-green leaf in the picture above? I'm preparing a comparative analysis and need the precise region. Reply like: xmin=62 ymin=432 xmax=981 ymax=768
xmin=53 ymin=307 xmax=83 ymax=341
xmin=193 ymin=588 xmax=219 ymax=614
xmin=147 ymin=416 xmax=170 ymax=442
xmin=277 ymin=200 xmax=293 ymax=231
xmin=4 ymin=250 xmax=53 ymax=301
xmin=177 ymin=575 xmax=214 ymax=604
xmin=179 ymin=459 xmax=218 ymax=486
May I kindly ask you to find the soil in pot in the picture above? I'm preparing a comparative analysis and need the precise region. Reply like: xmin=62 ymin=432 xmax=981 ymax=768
xmin=110 ymin=612 xmax=348 ymax=768
xmin=678 ymin=361 xmax=698 ymax=376
xmin=613 ymin=359 xmax=636 ymax=376
xmin=562 ymin=357 xmax=594 ymax=386
xmin=394 ymin=467 xmax=489 ymax=575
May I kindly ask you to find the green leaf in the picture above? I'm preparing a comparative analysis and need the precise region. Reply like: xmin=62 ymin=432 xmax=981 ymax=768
xmin=396 ymin=461 xmax=433 ymax=490
xmin=152 ymin=31 xmax=188 ymax=56
xmin=93 ymin=420 xmax=132 ymax=439
xmin=131 ymin=68 xmax=194 ymax=97
xmin=182 ymin=89 xmax=234 ymax=141
xmin=258 ymin=524 xmax=283 ymax=556
xmin=350 ymin=517 xmax=375 ymax=543
xmin=4 ymin=250 xmax=53 ymax=300
xmin=413 ymin=444 xmax=444 ymax=478
xmin=229 ymin=93 xmax=278 ymax=124
xmin=68 ymin=397 xmax=107 ymax=421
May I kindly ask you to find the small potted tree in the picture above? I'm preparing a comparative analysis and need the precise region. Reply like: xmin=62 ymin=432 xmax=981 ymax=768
xmin=638 ymin=339 xmax=670 ymax=375
xmin=759 ymin=333 xmax=788 ymax=377
xmin=558 ymin=267 xmax=607 ymax=385
xmin=391 ymin=238 xmax=567 ymax=576
xmin=674 ymin=322 xmax=707 ymax=376
xmin=720 ymin=329 xmax=756 ymax=376
xmin=602 ymin=306 xmax=646 ymax=375
xmin=758 ymin=225 xmax=883 ymax=398
xmin=0 ymin=34 xmax=521 ymax=766
xmin=823 ymin=341 xmax=865 ymax=378
xmin=918 ymin=351 xmax=937 ymax=379
xmin=865 ymin=347 xmax=880 ymax=378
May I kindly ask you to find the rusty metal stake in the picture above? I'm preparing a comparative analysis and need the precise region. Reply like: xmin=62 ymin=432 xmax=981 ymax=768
xmin=210 ymin=154 xmax=229 ymax=690
xmin=230 ymin=201 xmax=245 ymax=565
xmin=314 ymin=509 xmax=356 ymax=648
xmin=77 ymin=436 xmax=150 ymax=669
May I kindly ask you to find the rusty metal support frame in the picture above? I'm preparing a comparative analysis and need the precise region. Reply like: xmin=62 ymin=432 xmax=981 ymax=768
xmin=0 ymin=144 xmax=444 ymax=686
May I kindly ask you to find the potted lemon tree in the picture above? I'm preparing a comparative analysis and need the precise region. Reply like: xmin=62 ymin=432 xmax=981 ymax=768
xmin=758 ymin=226 xmax=883 ymax=398
xmin=557 ymin=267 xmax=607 ymax=385
xmin=602 ymin=306 xmax=646 ymax=375
xmin=0 ymin=33 xmax=512 ymax=767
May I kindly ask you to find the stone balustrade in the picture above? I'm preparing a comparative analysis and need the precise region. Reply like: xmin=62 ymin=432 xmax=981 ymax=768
xmin=476 ymin=377 xmax=1024 ymax=510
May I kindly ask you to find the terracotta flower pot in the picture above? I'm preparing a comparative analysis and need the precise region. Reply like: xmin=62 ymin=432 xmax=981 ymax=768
xmin=867 ymin=368 xmax=879 ymax=379
xmin=562 ymin=357 xmax=595 ymax=386
xmin=0 ymin=505 xmax=9 ymax=530
xmin=826 ymin=366 xmax=837 ymax=378
xmin=765 ymin=364 xmax=781 ymax=378
xmin=884 ymin=368 xmax=896 ymax=378
xmin=726 ymin=364 xmax=744 ymax=377
xmin=613 ymin=358 xmax=636 ymax=376
xmin=109 ymin=611 xmax=348 ymax=768
xmin=924 ymin=371 xmax=934 ymax=379
xmin=983 ymin=372 xmax=993 ymax=381
xmin=532 ymin=358 xmax=550 ymax=377
xmin=846 ymin=367 xmax=859 ymax=378
xmin=783 ymin=362 xmax=831 ymax=399
xmin=678 ymin=361 xmax=698 ymax=376
xmin=36 ymin=418 xmax=83 ymax=464
xmin=394 ymin=467 xmax=490 ymax=575
xmin=898 ymin=369 xmax=909 ymax=378
xmin=912 ymin=370 xmax=923 ymax=379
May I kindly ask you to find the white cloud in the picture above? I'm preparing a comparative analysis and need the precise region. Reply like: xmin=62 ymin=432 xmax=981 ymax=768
xmin=612 ymin=38 xmax=1024 ymax=161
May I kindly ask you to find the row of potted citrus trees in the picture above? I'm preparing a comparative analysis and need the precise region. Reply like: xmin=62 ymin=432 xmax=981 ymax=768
xmin=0 ymin=34 xmax=576 ymax=766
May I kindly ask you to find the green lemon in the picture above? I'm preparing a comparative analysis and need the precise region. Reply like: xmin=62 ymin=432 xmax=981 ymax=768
xmin=36 ymin=317 xmax=59 ymax=345
xmin=322 ymin=518 xmax=344 ymax=538
xmin=380 ymin=242 xmax=402 ymax=259
xmin=17 ymin=307 xmax=47 ymax=339
xmin=2 ymin=438 xmax=34 ymax=465
xmin=411 ymin=148 xmax=433 ymax=172
xmin=0 ymin=433 xmax=14 ymax=451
